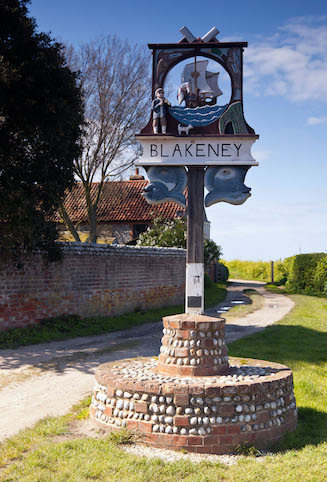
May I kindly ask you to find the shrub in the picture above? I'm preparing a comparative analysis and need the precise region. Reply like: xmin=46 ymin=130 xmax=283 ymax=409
xmin=137 ymin=217 xmax=186 ymax=249
xmin=223 ymin=254 xmax=327 ymax=296
xmin=285 ymin=253 xmax=326 ymax=293
xmin=215 ymin=262 xmax=229 ymax=282
xmin=138 ymin=217 xmax=222 ymax=266
xmin=313 ymin=256 xmax=327 ymax=294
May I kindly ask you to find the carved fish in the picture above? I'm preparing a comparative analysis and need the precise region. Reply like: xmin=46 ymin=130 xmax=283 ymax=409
xmin=205 ymin=166 xmax=251 ymax=207
xmin=142 ymin=166 xmax=187 ymax=208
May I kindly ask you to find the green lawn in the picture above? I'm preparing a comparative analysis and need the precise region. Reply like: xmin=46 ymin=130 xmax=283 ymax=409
xmin=1 ymin=293 xmax=327 ymax=481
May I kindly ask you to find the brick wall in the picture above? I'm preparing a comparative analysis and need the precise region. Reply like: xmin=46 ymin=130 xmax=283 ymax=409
xmin=0 ymin=243 xmax=186 ymax=331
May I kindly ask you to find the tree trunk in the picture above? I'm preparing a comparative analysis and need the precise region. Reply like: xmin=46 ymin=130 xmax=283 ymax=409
xmin=85 ymin=184 xmax=99 ymax=244
xmin=58 ymin=201 xmax=81 ymax=242
xmin=88 ymin=203 xmax=98 ymax=243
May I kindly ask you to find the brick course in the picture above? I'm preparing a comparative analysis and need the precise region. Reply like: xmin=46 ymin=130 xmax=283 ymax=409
xmin=0 ymin=243 xmax=186 ymax=331
xmin=91 ymin=355 xmax=298 ymax=454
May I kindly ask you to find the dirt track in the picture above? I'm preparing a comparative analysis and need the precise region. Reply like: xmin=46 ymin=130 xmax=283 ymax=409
xmin=0 ymin=280 xmax=293 ymax=441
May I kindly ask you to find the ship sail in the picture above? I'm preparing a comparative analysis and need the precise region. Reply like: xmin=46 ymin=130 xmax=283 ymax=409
xmin=206 ymin=71 xmax=223 ymax=97
xmin=181 ymin=60 xmax=223 ymax=99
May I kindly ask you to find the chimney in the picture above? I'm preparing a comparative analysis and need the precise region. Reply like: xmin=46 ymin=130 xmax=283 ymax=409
xmin=129 ymin=168 xmax=145 ymax=180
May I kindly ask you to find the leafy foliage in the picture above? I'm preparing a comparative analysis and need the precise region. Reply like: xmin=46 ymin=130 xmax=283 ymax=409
xmin=107 ymin=429 xmax=134 ymax=445
xmin=204 ymin=239 xmax=222 ymax=265
xmin=137 ymin=217 xmax=187 ymax=248
xmin=225 ymin=254 xmax=327 ymax=296
xmin=313 ymin=256 xmax=327 ymax=294
xmin=0 ymin=0 xmax=83 ymax=259
xmin=234 ymin=442 xmax=262 ymax=456
xmin=216 ymin=262 xmax=229 ymax=282
xmin=223 ymin=259 xmax=286 ymax=282
xmin=137 ymin=217 xmax=222 ymax=265
xmin=285 ymin=253 xmax=327 ymax=294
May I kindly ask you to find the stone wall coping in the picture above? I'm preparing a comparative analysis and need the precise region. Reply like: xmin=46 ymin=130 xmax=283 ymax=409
xmin=95 ymin=357 xmax=294 ymax=396
xmin=59 ymin=242 xmax=187 ymax=258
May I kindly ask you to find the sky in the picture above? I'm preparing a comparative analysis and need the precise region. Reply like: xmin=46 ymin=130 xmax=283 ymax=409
xmin=28 ymin=0 xmax=327 ymax=261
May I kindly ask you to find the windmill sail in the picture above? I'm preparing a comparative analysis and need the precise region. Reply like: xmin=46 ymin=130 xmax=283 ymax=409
xmin=181 ymin=60 xmax=223 ymax=99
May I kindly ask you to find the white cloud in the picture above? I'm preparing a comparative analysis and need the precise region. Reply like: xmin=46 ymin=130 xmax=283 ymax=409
xmin=307 ymin=116 xmax=327 ymax=125
xmin=244 ymin=16 xmax=327 ymax=102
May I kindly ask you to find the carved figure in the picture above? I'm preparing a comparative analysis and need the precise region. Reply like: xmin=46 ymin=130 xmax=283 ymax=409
xmin=142 ymin=166 xmax=187 ymax=207
xmin=178 ymin=123 xmax=193 ymax=135
xmin=204 ymin=166 xmax=251 ymax=207
xmin=152 ymin=88 xmax=171 ymax=134
xmin=177 ymin=81 xmax=191 ymax=105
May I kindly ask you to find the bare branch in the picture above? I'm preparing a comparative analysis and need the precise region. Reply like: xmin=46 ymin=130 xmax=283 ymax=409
xmin=62 ymin=36 xmax=151 ymax=243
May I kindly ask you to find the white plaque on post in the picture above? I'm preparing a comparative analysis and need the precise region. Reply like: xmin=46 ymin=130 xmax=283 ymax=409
xmin=185 ymin=263 xmax=204 ymax=315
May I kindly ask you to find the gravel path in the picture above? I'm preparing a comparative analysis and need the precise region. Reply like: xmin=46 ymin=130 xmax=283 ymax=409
xmin=0 ymin=280 xmax=293 ymax=442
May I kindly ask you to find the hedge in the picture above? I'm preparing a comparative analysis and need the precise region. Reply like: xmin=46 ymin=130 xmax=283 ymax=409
xmin=224 ymin=254 xmax=327 ymax=296
xmin=283 ymin=253 xmax=327 ymax=294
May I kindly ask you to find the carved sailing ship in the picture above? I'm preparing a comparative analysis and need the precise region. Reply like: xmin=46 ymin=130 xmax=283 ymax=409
xmin=178 ymin=59 xmax=223 ymax=108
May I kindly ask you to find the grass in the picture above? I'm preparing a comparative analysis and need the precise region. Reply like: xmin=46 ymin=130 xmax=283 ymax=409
xmin=107 ymin=428 xmax=134 ymax=445
xmin=223 ymin=289 xmax=265 ymax=321
xmin=0 ymin=366 xmax=42 ymax=391
xmin=1 ymin=293 xmax=327 ymax=480
xmin=234 ymin=442 xmax=262 ymax=456
xmin=265 ymin=284 xmax=288 ymax=295
xmin=0 ymin=277 xmax=227 ymax=350
xmin=229 ymin=294 xmax=327 ymax=452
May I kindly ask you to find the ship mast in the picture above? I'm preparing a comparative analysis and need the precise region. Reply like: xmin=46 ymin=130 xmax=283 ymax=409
xmin=191 ymin=54 xmax=199 ymax=94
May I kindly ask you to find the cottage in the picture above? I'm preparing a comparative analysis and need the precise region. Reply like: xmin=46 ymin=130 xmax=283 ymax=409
xmin=57 ymin=171 xmax=189 ymax=244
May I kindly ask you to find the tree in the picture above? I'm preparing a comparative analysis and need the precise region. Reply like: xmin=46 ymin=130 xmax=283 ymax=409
xmin=203 ymin=239 xmax=222 ymax=266
xmin=60 ymin=36 xmax=151 ymax=243
xmin=137 ymin=217 xmax=222 ymax=266
xmin=0 ymin=0 xmax=83 ymax=260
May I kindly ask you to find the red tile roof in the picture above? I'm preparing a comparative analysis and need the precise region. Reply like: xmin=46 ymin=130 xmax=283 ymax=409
xmin=58 ymin=181 xmax=185 ymax=223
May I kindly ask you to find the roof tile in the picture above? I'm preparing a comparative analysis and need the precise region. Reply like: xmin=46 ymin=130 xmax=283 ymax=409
xmin=58 ymin=181 xmax=185 ymax=223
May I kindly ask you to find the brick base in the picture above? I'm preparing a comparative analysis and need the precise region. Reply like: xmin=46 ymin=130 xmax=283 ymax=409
xmin=158 ymin=314 xmax=229 ymax=377
xmin=90 ymin=355 xmax=298 ymax=454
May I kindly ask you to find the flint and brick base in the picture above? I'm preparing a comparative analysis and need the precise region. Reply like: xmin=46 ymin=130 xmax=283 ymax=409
xmin=90 ymin=355 xmax=298 ymax=454
xmin=158 ymin=314 xmax=229 ymax=377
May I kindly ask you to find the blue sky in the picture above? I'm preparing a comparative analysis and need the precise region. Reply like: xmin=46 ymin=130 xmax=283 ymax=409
xmin=29 ymin=0 xmax=327 ymax=261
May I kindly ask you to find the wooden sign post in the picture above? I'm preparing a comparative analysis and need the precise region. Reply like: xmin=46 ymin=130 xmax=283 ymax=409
xmin=90 ymin=27 xmax=298 ymax=456
xmin=186 ymin=167 xmax=205 ymax=314
xmin=136 ymin=26 xmax=259 ymax=315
